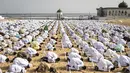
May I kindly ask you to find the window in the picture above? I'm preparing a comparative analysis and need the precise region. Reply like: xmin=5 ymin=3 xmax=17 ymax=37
xmin=122 ymin=11 xmax=124 ymax=15
xmin=115 ymin=11 xmax=117 ymax=16
xmin=118 ymin=11 xmax=120 ymax=16
xmin=125 ymin=11 xmax=127 ymax=16
xmin=112 ymin=11 xmax=114 ymax=16
xmin=128 ymin=14 xmax=130 ymax=17
xmin=109 ymin=11 xmax=111 ymax=16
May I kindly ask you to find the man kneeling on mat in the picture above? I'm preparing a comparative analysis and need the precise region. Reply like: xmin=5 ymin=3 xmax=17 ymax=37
xmin=36 ymin=62 xmax=58 ymax=73
xmin=94 ymin=58 xmax=115 ymax=72
xmin=41 ymin=51 xmax=60 ymax=63
xmin=66 ymin=58 xmax=86 ymax=71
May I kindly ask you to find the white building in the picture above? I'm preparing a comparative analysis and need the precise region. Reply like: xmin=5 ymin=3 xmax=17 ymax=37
xmin=57 ymin=9 xmax=63 ymax=20
xmin=97 ymin=1 xmax=130 ymax=18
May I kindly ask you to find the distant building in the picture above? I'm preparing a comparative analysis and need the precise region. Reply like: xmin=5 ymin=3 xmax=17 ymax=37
xmin=97 ymin=1 xmax=130 ymax=18
xmin=57 ymin=9 xmax=63 ymax=20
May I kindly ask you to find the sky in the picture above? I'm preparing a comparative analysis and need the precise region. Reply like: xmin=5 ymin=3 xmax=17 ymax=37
xmin=0 ymin=0 xmax=130 ymax=13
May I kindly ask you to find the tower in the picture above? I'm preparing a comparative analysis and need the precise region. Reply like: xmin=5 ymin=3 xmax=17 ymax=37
xmin=57 ymin=9 xmax=63 ymax=20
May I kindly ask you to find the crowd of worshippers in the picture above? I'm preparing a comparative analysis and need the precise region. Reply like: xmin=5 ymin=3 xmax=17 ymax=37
xmin=0 ymin=20 xmax=59 ymax=73
xmin=64 ymin=20 xmax=130 ymax=72
xmin=0 ymin=20 xmax=130 ymax=73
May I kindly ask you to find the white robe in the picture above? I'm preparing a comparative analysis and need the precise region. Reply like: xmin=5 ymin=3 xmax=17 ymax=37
xmin=98 ymin=36 xmax=109 ymax=45
xmin=36 ymin=36 xmax=43 ymax=44
xmin=117 ymin=39 xmax=126 ymax=46
xmin=0 ymin=54 xmax=7 ymax=63
xmin=4 ymin=39 xmax=12 ymax=48
xmin=13 ymin=40 xmax=25 ymax=50
xmin=68 ymin=52 xmax=81 ymax=60
xmin=104 ymin=49 xmax=116 ymax=57
xmin=45 ymin=51 xmax=58 ymax=63
xmin=13 ymin=57 xmax=30 ymax=68
xmin=4 ymin=48 xmax=14 ymax=55
xmin=9 ymin=64 xmax=26 ymax=73
xmin=49 ymin=39 xmax=56 ymax=45
xmin=88 ymin=47 xmax=104 ymax=63
xmin=89 ymin=39 xmax=97 ymax=46
xmin=93 ymin=42 xmax=106 ymax=54
xmin=83 ymin=33 xmax=89 ymax=41
xmin=80 ymin=41 xmax=88 ymax=50
xmin=41 ymin=32 xmax=48 ymax=40
xmin=46 ymin=43 xmax=54 ymax=50
xmin=118 ymin=55 xmax=130 ymax=67
xmin=68 ymin=58 xmax=84 ymax=70
xmin=26 ymin=47 xmax=37 ymax=57
xmin=97 ymin=58 xmax=114 ymax=71
xmin=82 ymin=42 xmax=90 ymax=53
xmin=107 ymin=43 xmax=116 ymax=49
xmin=0 ymin=36 xmax=3 ymax=41
xmin=26 ymin=35 xmax=32 ymax=42
xmin=22 ymin=38 xmax=30 ymax=44
xmin=112 ymin=55 xmax=130 ymax=67
xmin=127 ymin=42 xmax=130 ymax=48
xmin=112 ymin=36 xmax=119 ymax=43
xmin=62 ymin=34 xmax=72 ymax=48
xmin=1 ymin=42 xmax=8 ymax=48
xmin=70 ymin=48 xmax=79 ymax=54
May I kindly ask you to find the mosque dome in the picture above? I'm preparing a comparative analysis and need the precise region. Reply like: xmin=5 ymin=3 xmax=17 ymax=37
xmin=57 ymin=9 xmax=62 ymax=13
xmin=118 ymin=1 xmax=128 ymax=8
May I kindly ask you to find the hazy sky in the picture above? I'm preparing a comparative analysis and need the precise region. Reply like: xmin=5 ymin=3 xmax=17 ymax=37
xmin=0 ymin=0 xmax=130 ymax=13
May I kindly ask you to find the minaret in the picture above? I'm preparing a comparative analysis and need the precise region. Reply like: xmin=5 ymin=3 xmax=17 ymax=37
xmin=57 ymin=9 xmax=63 ymax=20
